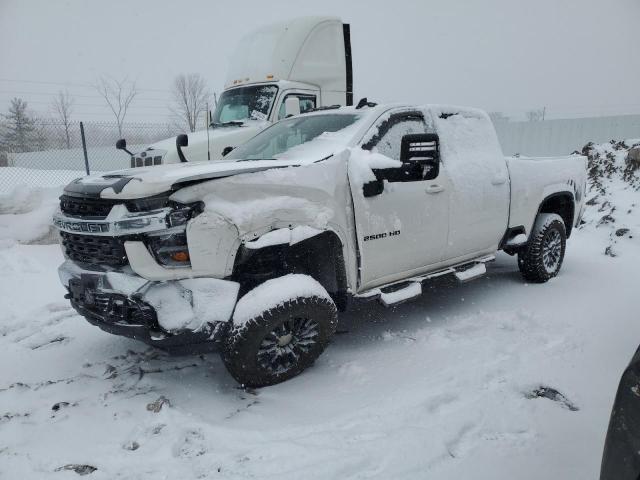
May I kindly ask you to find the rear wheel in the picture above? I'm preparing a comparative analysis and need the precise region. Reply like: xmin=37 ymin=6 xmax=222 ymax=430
xmin=222 ymin=275 xmax=338 ymax=387
xmin=518 ymin=213 xmax=567 ymax=283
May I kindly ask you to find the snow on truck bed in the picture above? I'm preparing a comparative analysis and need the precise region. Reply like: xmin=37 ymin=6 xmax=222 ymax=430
xmin=0 ymin=139 xmax=638 ymax=479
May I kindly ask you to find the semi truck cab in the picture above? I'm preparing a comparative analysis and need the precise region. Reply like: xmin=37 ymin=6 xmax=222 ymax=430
xmin=129 ymin=16 xmax=353 ymax=167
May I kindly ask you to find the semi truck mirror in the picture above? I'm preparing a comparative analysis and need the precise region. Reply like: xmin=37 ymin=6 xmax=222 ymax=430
xmin=284 ymin=97 xmax=301 ymax=117
xmin=116 ymin=138 xmax=134 ymax=156
xmin=176 ymin=134 xmax=189 ymax=163
xmin=176 ymin=134 xmax=189 ymax=148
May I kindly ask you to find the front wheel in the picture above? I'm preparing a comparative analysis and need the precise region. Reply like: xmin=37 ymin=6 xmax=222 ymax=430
xmin=518 ymin=213 xmax=567 ymax=283
xmin=222 ymin=274 xmax=338 ymax=388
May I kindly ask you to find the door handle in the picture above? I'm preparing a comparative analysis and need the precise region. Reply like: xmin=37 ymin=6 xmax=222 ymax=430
xmin=425 ymin=184 xmax=444 ymax=194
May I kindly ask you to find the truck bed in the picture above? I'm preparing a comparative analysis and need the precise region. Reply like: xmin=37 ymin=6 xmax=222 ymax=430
xmin=506 ymin=154 xmax=588 ymax=236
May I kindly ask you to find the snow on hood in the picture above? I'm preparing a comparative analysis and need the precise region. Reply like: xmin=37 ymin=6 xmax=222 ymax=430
xmin=68 ymin=159 xmax=302 ymax=199
xmin=69 ymin=126 xmax=358 ymax=200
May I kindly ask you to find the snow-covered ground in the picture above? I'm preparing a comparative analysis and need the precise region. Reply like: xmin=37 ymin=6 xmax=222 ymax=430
xmin=0 ymin=141 xmax=638 ymax=479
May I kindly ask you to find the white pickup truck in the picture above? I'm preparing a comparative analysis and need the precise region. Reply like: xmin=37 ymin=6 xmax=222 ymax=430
xmin=53 ymin=103 xmax=587 ymax=387
xmin=122 ymin=16 xmax=353 ymax=167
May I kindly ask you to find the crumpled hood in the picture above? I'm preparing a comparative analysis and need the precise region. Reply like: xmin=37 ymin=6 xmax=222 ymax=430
xmin=64 ymin=128 xmax=355 ymax=200
xmin=63 ymin=158 xmax=304 ymax=200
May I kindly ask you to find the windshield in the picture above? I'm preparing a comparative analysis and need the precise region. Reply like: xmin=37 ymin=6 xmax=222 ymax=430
xmin=211 ymin=85 xmax=278 ymax=125
xmin=225 ymin=114 xmax=361 ymax=161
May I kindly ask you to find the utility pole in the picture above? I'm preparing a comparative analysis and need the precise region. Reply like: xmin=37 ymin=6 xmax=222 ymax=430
xmin=542 ymin=106 xmax=546 ymax=121
xmin=206 ymin=102 xmax=211 ymax=161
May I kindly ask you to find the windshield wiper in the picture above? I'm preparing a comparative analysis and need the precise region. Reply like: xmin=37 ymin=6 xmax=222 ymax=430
xmin=210 ymin=121 xmax=245 ymax=128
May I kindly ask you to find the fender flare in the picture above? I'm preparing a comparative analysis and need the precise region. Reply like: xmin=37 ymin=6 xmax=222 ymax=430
xmin=534 ymin=191 xmax=575 ymax=237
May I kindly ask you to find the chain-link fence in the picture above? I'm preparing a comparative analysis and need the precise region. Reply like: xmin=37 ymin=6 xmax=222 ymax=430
xmin=0 ymin=119 xmax=183 ymax=193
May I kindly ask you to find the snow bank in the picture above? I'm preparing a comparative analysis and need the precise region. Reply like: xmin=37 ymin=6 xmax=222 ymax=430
xmin=579 ymin=139 xmax=640 ymax=257
xmin=232 ymin=274 xmax=332 ymax=327
xmin=0 ymin=185 xmax=62 ymax=245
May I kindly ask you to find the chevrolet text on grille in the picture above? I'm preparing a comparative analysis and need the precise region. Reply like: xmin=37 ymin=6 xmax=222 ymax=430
xmin=52 ymin=207 xmax=172 ymax=236
xmin=53 ymin=218 xmax=110 ymax=233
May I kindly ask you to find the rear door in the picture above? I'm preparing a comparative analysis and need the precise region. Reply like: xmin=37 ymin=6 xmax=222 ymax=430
xmin=349 ymin=109 xmax=451 ymax=290
xmin=434 ymin=111 xmax=510 ymax=260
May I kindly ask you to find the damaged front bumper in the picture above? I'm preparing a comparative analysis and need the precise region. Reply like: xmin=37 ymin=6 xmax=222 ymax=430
xmin=59 ymin=260 xmax=240 ymax=348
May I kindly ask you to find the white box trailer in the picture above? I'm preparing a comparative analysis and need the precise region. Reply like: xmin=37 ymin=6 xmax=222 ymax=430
xmin=125 ymin=16 xmax=353 ymax=166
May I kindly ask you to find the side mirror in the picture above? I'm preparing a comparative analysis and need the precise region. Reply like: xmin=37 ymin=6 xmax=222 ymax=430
xmin=116 ymin=138 xmax=133 ymax=156
xmin=284 ymin=96 xmax=301 ymax=117
xmin=363 ymin=179 xmax=384 ymax=197
xmin=400 ymin=133 xmax=440 ymax=181
xmin=221 ymin=146 xmax=234 ymax=157
xmin=176 ymin=134 xmax=189 ymax=163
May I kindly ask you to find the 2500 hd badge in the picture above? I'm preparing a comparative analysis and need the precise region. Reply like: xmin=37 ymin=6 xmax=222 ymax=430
xmin=363 ymin=230 xmax=401 ymax=242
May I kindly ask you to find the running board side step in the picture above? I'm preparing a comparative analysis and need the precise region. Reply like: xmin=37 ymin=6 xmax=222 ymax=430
xmin=379 ymin=282 xmax=422 ymax=307
xmin=356 ymin=255 xmax=495 ymax=307
xmin=454 ymin=262 xmax=486 ymax=283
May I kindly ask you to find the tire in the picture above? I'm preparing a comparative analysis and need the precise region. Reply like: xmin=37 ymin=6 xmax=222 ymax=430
xmin=518 ymin=213 xmax=567 ymax=283
xmin=222 ymin=275 xmax=338 ymax=388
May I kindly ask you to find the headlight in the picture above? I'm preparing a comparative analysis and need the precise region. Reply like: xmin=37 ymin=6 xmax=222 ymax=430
xmin=165 ymin=201 xmax=203 ymax=228
xmin=146 ymin=231 xmax=191 ymax=267
xmin=145 ymin=202 xmax=203 ymax=267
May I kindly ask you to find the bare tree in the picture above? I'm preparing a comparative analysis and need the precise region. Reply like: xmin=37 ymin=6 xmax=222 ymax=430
xmin=51 ymin=90 xmax=74 ymax=148
xmin=94 ymin=76 xmax=138 ymax=138
xmin=526 ymin=108 xmax=545 ymax=122
xmin=170 ymin=74 xmax=210 ymax=132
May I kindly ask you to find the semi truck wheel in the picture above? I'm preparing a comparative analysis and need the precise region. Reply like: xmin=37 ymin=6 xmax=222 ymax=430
xmin=222 ymin=275 xmax=338 ymax=387
xmin=518 ymin=213 xmax=567 ymax=283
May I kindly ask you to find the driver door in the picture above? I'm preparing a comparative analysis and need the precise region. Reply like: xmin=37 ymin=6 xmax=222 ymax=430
xmin=349 ymin=110 xmax=451 ymax=291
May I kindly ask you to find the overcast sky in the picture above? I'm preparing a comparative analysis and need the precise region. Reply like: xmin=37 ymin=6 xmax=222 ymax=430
xmin=1 ymin=0 xmax=639 ymax=122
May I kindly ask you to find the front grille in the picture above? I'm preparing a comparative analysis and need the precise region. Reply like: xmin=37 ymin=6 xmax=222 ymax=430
xmin=131 ymin=155 xmax=163 ymax=168
xmin=60 ymin=195 xmax=117 ymax=219
xmin=60 ymin=231 xmax=128 ymax=266
xmin=60 ymin=194 xmax=170 ymax=219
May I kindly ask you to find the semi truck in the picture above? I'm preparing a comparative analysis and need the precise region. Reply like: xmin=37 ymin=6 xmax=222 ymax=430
xmin=124 ymin=16 xmax=353 ymax=167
